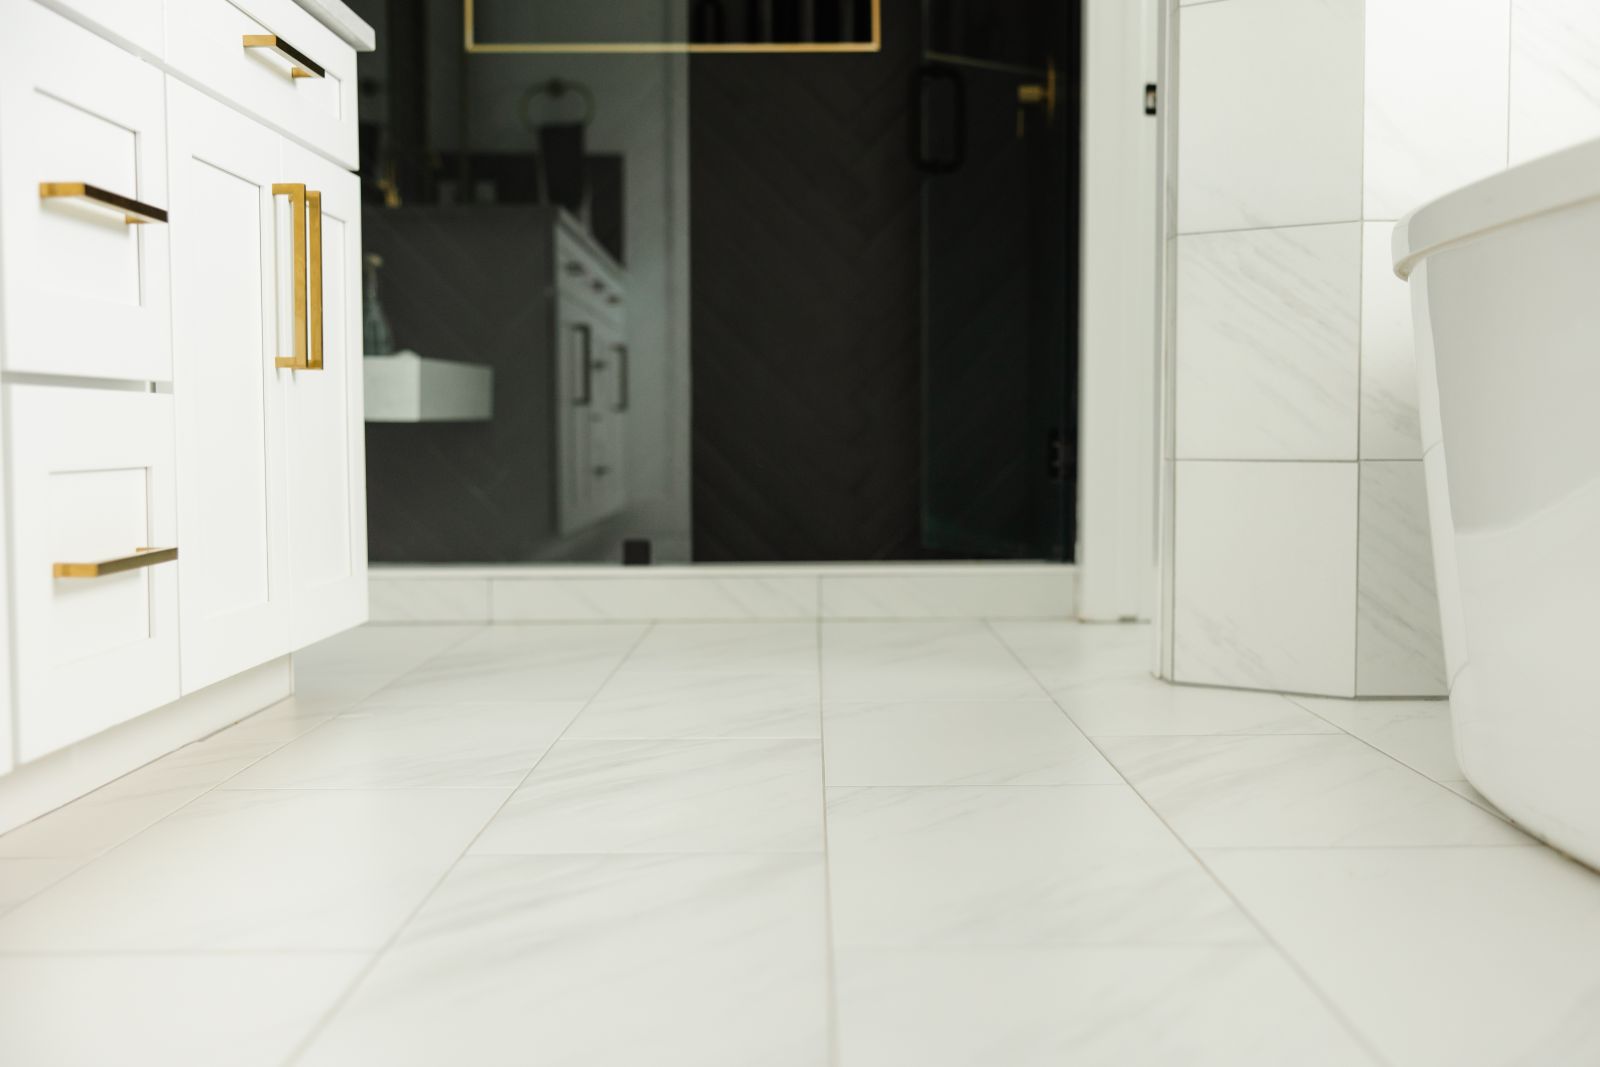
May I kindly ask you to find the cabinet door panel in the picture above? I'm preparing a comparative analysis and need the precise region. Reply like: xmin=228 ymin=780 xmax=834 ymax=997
xmin=280 ymin=140 xmax=366 ymax=647
xmin=5 ymin=385 xmax=180 ymax=762
xmin=166 ymin=81 xmax=290 ymax=692
xmin=0 ymin=0 xmax=170 ymax=380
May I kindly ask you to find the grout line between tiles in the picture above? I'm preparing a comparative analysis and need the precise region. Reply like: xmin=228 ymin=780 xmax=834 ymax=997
xmin=984 ymin=620 xmax=1400 ymax=1067
xmin=281 ymin=622 xmax=659 ymax=1067
xmin=816 ymin=611 xmax=843 ymax=1067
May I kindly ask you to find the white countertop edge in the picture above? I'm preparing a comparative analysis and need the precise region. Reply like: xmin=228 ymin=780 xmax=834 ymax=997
xmin=295 ymin=0 xmax=377 ymax=52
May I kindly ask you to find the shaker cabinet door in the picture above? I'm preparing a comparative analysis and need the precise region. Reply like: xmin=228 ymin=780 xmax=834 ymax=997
xmin=166 ymin=81 xmax=292 ymax=693
xmin=279 ymin=138 xmax=368 ymax=648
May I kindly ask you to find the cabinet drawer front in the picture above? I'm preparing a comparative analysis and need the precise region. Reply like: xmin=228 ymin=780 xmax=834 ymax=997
xmin=41 ymin=0 xmax=165 ymax=57
xmin=167 ymin=0 xmax=357 ymax=169
xmin=0 ymin=0 xmax=172 ymax=381
xmin=5 ymin=385 xmax=180 ymax=763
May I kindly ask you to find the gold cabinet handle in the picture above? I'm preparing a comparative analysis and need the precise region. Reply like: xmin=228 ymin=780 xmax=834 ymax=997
xmin=308 ymin=189 xmax=324 ymax=370
xmin=38 ymin=182 xmax=167 ymax=225
xmin=272 ymin=183 xmax=323 ymax=371
xmin=242 ymin=34 xmax=325 ymax=79
xmin=53 ymin=547 xmax=178 ymax=579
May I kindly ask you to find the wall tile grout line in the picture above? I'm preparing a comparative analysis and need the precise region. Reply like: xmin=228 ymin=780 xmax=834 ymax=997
xmin=279 ymin=622 xmax=659 ymax=1067
xmin=983 ymin=619 xmax=1400 ymax=1067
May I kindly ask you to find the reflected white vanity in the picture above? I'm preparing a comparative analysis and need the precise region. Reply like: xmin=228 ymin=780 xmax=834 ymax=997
xmin=1395 ymin=137 xmax=1600 ymax=870
xmin=0 ymin=0 xmax=373 ymax=832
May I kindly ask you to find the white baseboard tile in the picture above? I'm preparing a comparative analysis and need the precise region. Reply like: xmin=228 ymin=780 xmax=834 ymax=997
xmin=819 ymin=568 xmax=1076 ymax=619
xmin=492 ymin=575 xmax=819 ymax=621
xmin=0 ymin=657 xmax=292 ymax=837
xmin=369 ymin=564 xmax=1077 ymax=623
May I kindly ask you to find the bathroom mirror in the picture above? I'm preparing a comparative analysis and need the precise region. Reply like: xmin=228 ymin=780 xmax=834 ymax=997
xmin=466 ymin=0 xmax=881 ymax=53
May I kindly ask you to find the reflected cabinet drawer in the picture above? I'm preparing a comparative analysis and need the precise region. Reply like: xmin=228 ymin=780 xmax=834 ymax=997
xmin=5 ymin=385 xmax=181 ymax=763
xmin=167 ymin=0 xmax=358 ymax=169
xmin=0 ymin=0 xmax=172 ymax=381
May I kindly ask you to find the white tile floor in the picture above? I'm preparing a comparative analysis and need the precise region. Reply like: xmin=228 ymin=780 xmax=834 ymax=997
xmin=1 ymin=621 xmax=1599 ymax=1065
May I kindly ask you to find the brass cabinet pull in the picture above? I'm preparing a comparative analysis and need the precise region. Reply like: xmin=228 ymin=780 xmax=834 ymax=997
xmin=38 ymin=182 xmax=167 ymax=225
xmin=242 ymin=34 xmax=325 ymax=79
xmin=274 ymin=183 xmax=309 ymax=369
xmin=53 ymin=546 xmax=178 ymax=579
xmin=308 ymin=190 xmax=324 ymax=370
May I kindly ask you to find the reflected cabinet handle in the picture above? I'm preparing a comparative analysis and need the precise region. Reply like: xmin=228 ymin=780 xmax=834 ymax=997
xmin=274 ymin=183 xmax=324 ymax=371
xmin=613 ymin=343 xmax=629 ymax=413
xmin=242 ymin=34 xmax=325 ymax=79
xmin=38 ymin=182 xmax=168 ymax=225
xmin=54 ymin=547 xmax=178 ymax=579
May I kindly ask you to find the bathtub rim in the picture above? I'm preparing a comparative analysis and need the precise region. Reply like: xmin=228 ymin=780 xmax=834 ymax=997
xmin=1393 ymin=136 xmax=1600 ymax=280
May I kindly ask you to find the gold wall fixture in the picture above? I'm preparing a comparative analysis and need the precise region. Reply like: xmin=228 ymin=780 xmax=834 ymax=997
xmin=53 ymin=547 xmax=178 ymax=579
xmin=242 ymin=34 xmax=325 ymax=78
xmin=463 ymin=0 xmax=881 ymax=55
xmin=38 ymin=182 xmax=167 ymax=225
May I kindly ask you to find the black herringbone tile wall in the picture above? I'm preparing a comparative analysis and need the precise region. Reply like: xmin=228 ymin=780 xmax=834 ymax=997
xmin=689 ymin=0 xmax=926 ymax=562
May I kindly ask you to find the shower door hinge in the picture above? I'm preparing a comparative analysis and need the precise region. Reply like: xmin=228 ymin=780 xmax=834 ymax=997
xmin=1144 ymin=83 xmax=1158 ymax=116
xmin=1047 ymin=430 xmax=1067 ymax=482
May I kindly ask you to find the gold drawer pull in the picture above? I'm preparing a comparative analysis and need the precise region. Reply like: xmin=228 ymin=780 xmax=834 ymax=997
xmin=308 ymin=190 xmax=324 ymax=370
xmin=242 ymin=34 xmax=325 ymax=79
xmin=53 ymin=547 xmax=178 ymax=579
xmin=38 ymin=182 xmax=167 ymax=225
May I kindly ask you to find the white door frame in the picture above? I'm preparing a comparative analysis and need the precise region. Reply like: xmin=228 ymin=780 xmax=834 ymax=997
xmin=1075 ymin=0 xmax=1163 ymax=622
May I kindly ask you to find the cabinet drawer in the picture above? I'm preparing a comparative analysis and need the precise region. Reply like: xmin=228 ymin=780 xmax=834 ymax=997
xmin=167 ymin=0 xmax=357 ymax=169
xmin=43 ymin=0 xmax=166 ymax=57
xmin=5 ymin=386 xmax=181 ymax=763
xmin=0 ymin=0 xmax=172 ymax=381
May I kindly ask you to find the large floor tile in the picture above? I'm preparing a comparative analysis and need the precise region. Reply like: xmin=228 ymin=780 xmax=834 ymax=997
xmin=1205 ymin=846 xmax=1600 ymax=1067
xmin=472 ymin=739 xmax=823 ymax=854
xmin=822 ymin=622 xmax=1045 ymax=701
xmin=616 ymin=622 xmax=819 ymax=674
xmin=0 ymin=857 xmax=79 ymax=916
xmin=989 ymin=621 xmax=1155 ymax=690
xmin=1100 ymin=734 xmax=1525 ymax=847
xmin=0 ymin=733 xmax=285 ymax=859
xmin=366 ymin=624 xmax=645 ymax=705
xmin=0 ymin=788 xmax=506 ymax=950
xmin=826 ymin=785 xmax=1256 ymax=948
xmin=1056 ymin=677 xmax=1339 ymax=737
xmin=823 ymin=700 xmax=1119 ymax=786
xmin=223 ymin=702 xmax=581 ymax=790
xmin=835 ymin=946 xmax=1377 ymax=1067
xmin=1292 ymin=696 xmax=1462 ymax=782
xmin=296 ymin=853 xmax=830 ymax=1067
xmin=292 ymin=623 xmax=483 ymax=681
xmin=567 ymin=669 xmax=821 ymax=739
xmin=0 ymin=953 xmax=368 ymax=1067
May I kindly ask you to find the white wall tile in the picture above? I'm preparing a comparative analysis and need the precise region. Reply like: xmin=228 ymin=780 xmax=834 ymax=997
xmin=1361 ymin=222 xmax=1423 ymax=459
xmin=1177 ymin=0 xmax=1364 ymax=233
xmin=1173 ymin=462 xmax=1357 ymax=696
xmin=368 ymin=578 xmax=492 ymax=623
xmin=1422 ymin=444 xmax=1469 ymax=686
xmin=1510 ymin=0 xmax=1600 ymax=164
xmin=1357 ymin=462 xmax=1447 ymax=696
xmin=1364 ymin=0 xmax=1510 ymax=219
xmin=491 ymin=576 xmax=819 ymax=622
xmin=819 ymin=570 xmax=1074 ymax=620
xmin=1176 ymin=225 xmax=1360 ymax=460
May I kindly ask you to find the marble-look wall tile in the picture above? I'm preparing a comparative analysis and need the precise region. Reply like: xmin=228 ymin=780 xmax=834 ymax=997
xmin=1360 ymin=223 xmax=1424 ymax=460
xmin=1510 ymin=0 xmax=1600 ymax=165
xmin=1177 ymin=0 xmax=1363 ymax=233
xmin=1422 ymin=445 xmax=1469 ymax=686
xmin=1173 ymin=462 xmax=1357 ymax=696
xmin=1364 ymin=0 xmax=1510 ymax=219
xmin=1176 ymin=224 xmax=1360 ymax=460
xmin=1358 ymin=461 xmax=1447 ymax=697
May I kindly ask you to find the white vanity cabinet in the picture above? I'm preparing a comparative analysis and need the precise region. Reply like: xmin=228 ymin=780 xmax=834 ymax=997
xmin=0 ymin=0 xmax=370 ymax=793
xmin=166 ymin=85 xmax=365 ymax=693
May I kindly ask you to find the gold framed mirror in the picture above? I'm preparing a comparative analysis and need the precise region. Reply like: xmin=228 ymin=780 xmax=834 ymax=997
xmin=463 ymin=0 xmax=882 ymax=54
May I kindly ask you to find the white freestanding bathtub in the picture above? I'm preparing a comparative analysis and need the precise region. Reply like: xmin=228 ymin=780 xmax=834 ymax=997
xmin=1395 ymin=138 xmax=1600 ymax=869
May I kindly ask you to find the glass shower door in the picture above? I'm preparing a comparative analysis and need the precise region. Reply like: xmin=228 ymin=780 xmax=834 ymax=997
xmin=916 ymin=0 xmax=1078 ymax=560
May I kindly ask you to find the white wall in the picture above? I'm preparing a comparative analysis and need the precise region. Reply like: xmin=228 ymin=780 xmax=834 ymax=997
xmin=1161 ymin=0 xmax=1600 ymax=697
